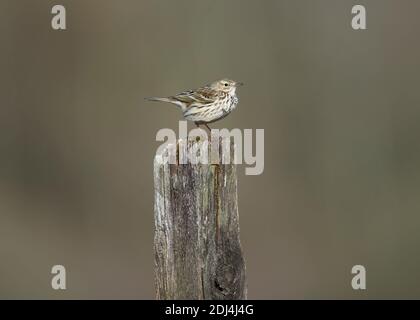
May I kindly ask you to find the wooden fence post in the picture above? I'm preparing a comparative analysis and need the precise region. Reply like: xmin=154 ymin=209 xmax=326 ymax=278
xmin=153 ymin=137 xmax=247 ymax=300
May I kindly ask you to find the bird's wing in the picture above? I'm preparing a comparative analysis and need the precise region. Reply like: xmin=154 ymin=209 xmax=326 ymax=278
xmin=171 ymin=87 xmax=217 ymax=107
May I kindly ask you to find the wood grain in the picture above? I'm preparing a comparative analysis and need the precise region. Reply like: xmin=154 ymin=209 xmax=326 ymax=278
xmin=153 ymin=138 xmax=247 ymax=299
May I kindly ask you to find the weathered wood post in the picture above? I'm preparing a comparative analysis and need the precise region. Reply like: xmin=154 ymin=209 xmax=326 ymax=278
xmin=153 ymin=136 xmax=247 ymax=299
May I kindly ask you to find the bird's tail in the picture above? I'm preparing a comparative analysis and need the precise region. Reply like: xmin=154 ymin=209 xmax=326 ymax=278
xmin=145 ymin=97 xmax=173 ymax=103
xmin=145 ymin=96 xmax=184 ymax=109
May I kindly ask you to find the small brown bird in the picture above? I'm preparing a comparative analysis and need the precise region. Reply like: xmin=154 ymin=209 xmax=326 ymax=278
xmin=146 ymin=79 xmax=243 ymax=130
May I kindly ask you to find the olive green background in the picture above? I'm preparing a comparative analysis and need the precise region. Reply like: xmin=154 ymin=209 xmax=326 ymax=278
xmin=1 ymin=0 xmax=420 ymax=299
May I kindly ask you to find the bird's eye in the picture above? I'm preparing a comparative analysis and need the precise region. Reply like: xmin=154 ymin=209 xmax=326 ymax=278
xmin=224 ymin=83 xmax=228 ymax=87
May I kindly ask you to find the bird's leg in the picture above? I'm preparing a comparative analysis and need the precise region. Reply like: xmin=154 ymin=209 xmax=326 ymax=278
xmin=204 ymin=123 xmax=211 ymax=133
xmin=193 ymin=122 xmax=211 ymax=141
xmin=204 ymin=124 xmax=212 ymax=141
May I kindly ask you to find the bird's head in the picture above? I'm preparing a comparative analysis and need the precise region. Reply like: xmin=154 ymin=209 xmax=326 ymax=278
xmin=211 ymin=79 xmax=243 ymax=94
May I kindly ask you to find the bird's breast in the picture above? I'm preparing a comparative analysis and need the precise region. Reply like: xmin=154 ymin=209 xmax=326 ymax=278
xmin=223 ymin=94 xmax=239 ymax=113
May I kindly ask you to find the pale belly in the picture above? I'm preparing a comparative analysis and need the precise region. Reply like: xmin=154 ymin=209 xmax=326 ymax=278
xmin=183 ymin=95 xmax=238 ymax=123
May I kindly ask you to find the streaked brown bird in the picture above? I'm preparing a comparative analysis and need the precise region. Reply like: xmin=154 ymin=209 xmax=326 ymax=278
xmin=146 ymin=79 xmax=243 ymax=130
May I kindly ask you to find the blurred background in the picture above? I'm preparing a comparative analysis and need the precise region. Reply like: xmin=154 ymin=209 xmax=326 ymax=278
xmin=1 ymin=0 xmax=420 ymax=299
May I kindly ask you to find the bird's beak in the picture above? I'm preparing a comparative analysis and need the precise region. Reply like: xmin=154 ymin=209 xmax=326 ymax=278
xmin=236 ymin=82 xmax=244 ymax=87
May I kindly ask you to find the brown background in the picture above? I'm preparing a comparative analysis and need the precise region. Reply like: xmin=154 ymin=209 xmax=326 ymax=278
xmin=1 ymin=0 xmax=420 ymax=299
